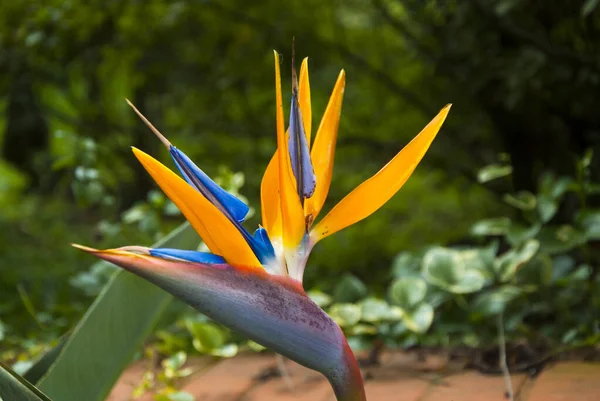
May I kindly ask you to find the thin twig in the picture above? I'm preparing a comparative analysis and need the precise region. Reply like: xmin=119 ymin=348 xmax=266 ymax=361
xmin=276 ymin=354 xmax=295 ymax=393
xmin=497 ymin=312 xmax=514 ymax=401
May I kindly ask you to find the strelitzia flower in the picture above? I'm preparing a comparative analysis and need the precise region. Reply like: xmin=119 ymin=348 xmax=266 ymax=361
xmin=75 ymin=50 xmax=450 ymax=401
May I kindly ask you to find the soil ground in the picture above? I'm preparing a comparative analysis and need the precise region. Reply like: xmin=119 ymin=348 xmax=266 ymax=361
xmin=107 ymin=350 xmax=600 ymax=401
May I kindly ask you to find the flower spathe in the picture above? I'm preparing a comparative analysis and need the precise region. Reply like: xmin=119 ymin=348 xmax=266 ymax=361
xmin=74 ymin=50 xmax=451 ymax=401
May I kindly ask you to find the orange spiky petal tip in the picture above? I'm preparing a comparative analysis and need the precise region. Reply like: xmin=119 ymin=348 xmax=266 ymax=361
xmin=310 ymin=104 xmax=451 ymax=243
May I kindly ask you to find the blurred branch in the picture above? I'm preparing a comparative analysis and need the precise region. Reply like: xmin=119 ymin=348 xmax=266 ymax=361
xmin=469 ymin=0 xmax=600 ymax=71
xmin=205 ymin=0 xmax=436 ymax=117
xmin=205 ymin=0 xmax=497 ymax=194
xmin=371 ymin=0 xmax=436 ymax=63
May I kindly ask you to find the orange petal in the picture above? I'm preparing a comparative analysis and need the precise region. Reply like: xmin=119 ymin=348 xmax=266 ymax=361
xmin=299 ymin=57 xmax=311 ymax=144
xmin=260 ymin=151 xmax=282 ymax=239
xmin=304 ymin=70 xmax=346 ymax=223
xmin=273 ymin=51 xmax=306 ymax=249
xmin=310 ymin=104 xmax=451 ymax=243
xmin=132 ymin=147 xmax=262 ymax=269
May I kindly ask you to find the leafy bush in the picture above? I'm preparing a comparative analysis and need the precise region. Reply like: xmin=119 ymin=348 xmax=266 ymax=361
xmin=308 ymin=152 xmax=600 ymax=353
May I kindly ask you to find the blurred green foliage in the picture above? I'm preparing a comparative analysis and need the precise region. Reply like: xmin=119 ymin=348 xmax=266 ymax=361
xmin=1 ymin=0 xmax=600 ymax=388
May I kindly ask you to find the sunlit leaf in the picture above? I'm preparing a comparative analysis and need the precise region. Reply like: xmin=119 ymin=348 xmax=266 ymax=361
xmin=388 ymin=277 xmax=427 ymax=308
xmin=307 ymin=290 xmax=333 ymax=308
xmin=477 ymin=163 xmax=512 ymax=183
xmin=503 ymin=191 xmax=536 ymax=211
xmin=329 ymin=303 xmax=362 ymax=327
xmin=494 ymin=239 xmax=539 ymax=282
xmin=422 ymin=247 xmax=486 ymax=294
xmin=470 ymin=217 xmax=511 ymax=236
xmin=359 ymin=298 xmax=402 ymax=322
xmin=472 ymin=286 xmax=522 ymax=316
xmin=537 ymin=194 xmax=558 ymax=223
xmin=402 ymin=303 xmax=434 ymax=333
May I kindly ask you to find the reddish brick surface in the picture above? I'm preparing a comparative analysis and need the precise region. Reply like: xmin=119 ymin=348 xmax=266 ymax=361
xmin=420 ymin=372 xmax=527 ymax=401
xmin=109 ymin=352 xmax=600 ymax=401
xmin=365 ymin=377 xmax=431 ymax=401
xmin=106 ymin=360 xmax=147 ymax=401
xmin=527 ymin=362 xmax=600 ymax=401
xmin=182 ymin=354 xmax=275 ymax=401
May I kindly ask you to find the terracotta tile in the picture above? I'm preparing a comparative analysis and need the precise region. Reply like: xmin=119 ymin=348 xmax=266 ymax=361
xmin=244 ymin=376 xmax=332 ymax=401
xmin=527 ymin=362 xmax=600 ymax=401
xmin=365 ymin=377 xmax=432 ymax=401
xmin=182 ymin=354 xmax=275 ymax=401
xmin=107 ymin=360 xmax=147 ymax=401
xmin=421 ymin=372 xmax=527 ymax=401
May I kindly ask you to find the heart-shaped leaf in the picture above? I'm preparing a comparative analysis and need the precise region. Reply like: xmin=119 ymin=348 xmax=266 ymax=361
xmin=388 ymin=277 xmax=427 ymax=308
xmin=473 ymin=286 xmax=522 ymax=316
xmin=329 ymin=303 xmax=362 ymax=327
xmin=494 ymin=239 xmax=540 ymax=282
xmin=402 ymin=303 xmax=434 ymax=333
xmin=359 ymin=298 xmax=402 ymax=322
xmin=423 ymin=247 xmax=486 ymax=294
xmin=332 ymin=274 xmax=368 ymax=303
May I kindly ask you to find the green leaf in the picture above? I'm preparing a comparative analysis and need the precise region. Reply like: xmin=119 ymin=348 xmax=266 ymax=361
xmin=516 ymin=252 xmax=553 ymax=287
xmin=506 ymin=222 xmax=541 ymax=245
xmin=423 ymin=247 xmax=486 ymax=294
xmin=388 ymin=277 xmax=427 ymax=308
xmin=536 ymin=225 xmax=586 ymax=254
xmin=539 ymin=173 xmax=572 ymax=200
xmin=494 ymin=239 xmax=540 ymax=282
xmin=168 ymin=391 xmax=195 ymax=401
xmin=186 ymin=320 xmax=224 ymax=351
xmin=552 ymin=255 xmax=575 ymax=281
xmin=37 ymin=223 xmax=200 ymax=401
xmin=472 ymin=286 xmax=522 ymax=316
xmin=347 ymin=324 xmax=377 ymax=336
xmin=307 ymin=290 xmax=333 ymax=308
xmin=359 ymin=298 xmax=402 ymax=322
xmin=332 ymin=274 xmax=368 ymax=303
xmin=470 ymin=217 xmax=511 ymax=236
xmin=185 ymin=320 xmax=235 ymax=357
xmin=329 ymin=303 xmax=362 ymax=327
xmin=0 ymin=361 xmax=53 ymax=401
xmin=402 ymin=303 xmax=434 ymax=333
xmin=579 ymin=210 xmax=600 ymax=240
xmin=537 ymin=194 xmax=558 ymax=223
xmin=391 ymin=252 xmax=421 ymax=277
xmin=163 ymin=351 xmax=187 ymax=371
xmin=580 ymin=148 xmax=594 ymax=168
xmin=23 ymin=337 xmax=67 ymax=384
xmin=477 ymin=164 xmax=512 ymax=183
xmin=503 ymin=191 xmax=536 ymax=211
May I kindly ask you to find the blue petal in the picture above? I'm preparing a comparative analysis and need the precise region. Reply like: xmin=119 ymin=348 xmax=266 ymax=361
xmin=253 ymin=227 xmax=276 ymax=260
xmin=150 ymin=248 xmax=226 ymax=264
xmin=169 ymin=147 xmax=249 ymax=222
xmin=288 ymin=94 xmax=316 ymax=199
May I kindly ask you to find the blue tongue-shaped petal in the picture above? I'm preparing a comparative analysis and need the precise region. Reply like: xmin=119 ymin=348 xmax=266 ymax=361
xmin=253 ymin=227 xmax=276 ymax=259
xmin=150 ymin=248 xmax=226 ymax=264
xmin=170 ymin=147 xmax=249 ymax=223
xmin=288 ymin=93 xmax=316 ymax=199
xmin=171 ymin=146 xmax=277 ymax=264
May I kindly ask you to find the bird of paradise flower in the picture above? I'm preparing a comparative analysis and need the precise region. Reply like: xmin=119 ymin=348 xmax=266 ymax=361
xmin=74 ymin=50 xmax=450 ymax=401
